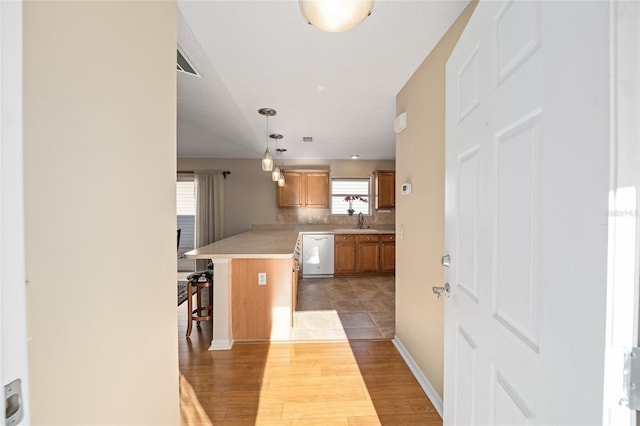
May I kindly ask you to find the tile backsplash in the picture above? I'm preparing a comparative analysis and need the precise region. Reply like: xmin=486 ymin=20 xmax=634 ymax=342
xmin=277 ymin=208 xmax=395 ymax=227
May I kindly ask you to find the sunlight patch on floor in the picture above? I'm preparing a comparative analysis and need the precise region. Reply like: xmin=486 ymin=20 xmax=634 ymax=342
xmin=292 ymin=310 xmax=348 ymax=341
xmin=256 ymin=343 xmax=381 ymax=424
xmin=179 ymin=374 xmax=212 ymax=425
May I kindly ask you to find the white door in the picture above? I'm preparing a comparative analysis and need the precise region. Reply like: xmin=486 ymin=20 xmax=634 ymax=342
xmin=603 ymin=1 xmax=640 ymax=425
xmin=1 ymin=1 xmax=31 ymax=423
xmin=444 ymin=1 xmax=610 ymax=424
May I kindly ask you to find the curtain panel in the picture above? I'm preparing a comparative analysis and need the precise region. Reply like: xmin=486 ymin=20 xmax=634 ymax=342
xmin=194 ymin=172 xmax=225 ymax=269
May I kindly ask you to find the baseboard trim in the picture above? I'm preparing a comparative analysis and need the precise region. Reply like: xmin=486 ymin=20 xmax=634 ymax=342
xmin=392 ymin=336 xmax=443 ymax=417
xmin=209 ymin=338 xmax=234 ymax=351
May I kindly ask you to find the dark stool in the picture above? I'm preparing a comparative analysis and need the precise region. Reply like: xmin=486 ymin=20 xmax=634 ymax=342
xmin=185 ymin=270 xmax=213 ymax=337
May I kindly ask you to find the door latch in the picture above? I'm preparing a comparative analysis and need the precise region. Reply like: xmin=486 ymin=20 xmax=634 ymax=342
xmin=5 ymin=378 xmax=23 ymax=426
xmin=432 ymin=282 xmax=450 ymax=299
xmin=622 ymin=347 xmax=640 ymax=410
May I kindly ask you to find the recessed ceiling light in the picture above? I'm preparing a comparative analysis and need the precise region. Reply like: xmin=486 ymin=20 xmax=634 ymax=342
xmin=351 ymin=155 xmax=360 ymax=160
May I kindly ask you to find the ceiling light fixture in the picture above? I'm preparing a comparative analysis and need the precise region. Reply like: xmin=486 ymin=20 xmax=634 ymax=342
xmin=276 ymin=148 xmax=287 ymax=187
xmin=270 ymin=134 xmax=283 ymax=181
xmin=298 ymin=0 xmax=374 ymax=33
xmin=351 ymin=155 xmax=360 ymax=160
xmin=258 ymin=108 xmax=277 ymax=171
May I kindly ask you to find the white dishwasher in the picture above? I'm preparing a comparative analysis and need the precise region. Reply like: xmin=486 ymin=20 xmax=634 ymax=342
xmin=302 ymin=234 xmax=335 ymax=277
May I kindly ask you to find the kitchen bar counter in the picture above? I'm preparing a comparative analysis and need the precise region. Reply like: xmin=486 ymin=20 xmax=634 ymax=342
xmin=186 ymin=227 xmax=395 ymax=260
xmin=184 ymin=230 xmax=300 ymax=259
xmin=183 ymin=227 xmax=395 ymax=350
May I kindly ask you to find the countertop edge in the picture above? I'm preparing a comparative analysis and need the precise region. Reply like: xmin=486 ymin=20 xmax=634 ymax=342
xmin=183 ymin=228 xmax=395 ymax=260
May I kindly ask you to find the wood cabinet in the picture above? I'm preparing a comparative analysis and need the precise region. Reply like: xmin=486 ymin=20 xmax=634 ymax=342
xmin=231 ymin=258 xmax=294 ymax=341
xmin=334 ymin=234 xmax=357 ymax=274
xmin=304 ymin=172 xmax=330 ymax=207
xmin=357 ymin=234 xmax=380 ymax=272
xmin=380 ymin=234 xmax=396 ymax=272
xmin=278 ymin=171 xmax=303 ymax=207
xmin=374 ymin=170 xmax=396 ymax=209
xmin=334 ymin=233 xmax=395 ymax=275
xmin=278 ymin=170 xmax=329 ymax=208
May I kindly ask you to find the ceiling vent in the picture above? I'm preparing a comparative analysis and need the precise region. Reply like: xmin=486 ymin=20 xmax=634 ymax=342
xmin=177 ymin=49 xmax=200 ymax=77
xmin=302 ymin=136 xmax=314 ymax=143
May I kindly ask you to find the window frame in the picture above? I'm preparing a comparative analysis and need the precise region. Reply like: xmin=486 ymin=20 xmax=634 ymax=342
xmin=330 ymin=177 xmax=371 ymax=216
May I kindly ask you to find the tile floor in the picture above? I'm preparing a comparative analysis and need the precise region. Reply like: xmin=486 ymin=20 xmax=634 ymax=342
xmin=178 ymin=271 xmax=396 ymax=341
xmin=294 ymin=275 xmax=395 ymax=341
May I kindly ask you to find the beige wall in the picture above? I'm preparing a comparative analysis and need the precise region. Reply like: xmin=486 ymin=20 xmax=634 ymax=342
xmin=395 ymin=1 xmax=477 ymax=399
xmin=177 ymin=158 xmax=395 ymax=237
xmin=24 ymin=2 xmax=179 ymax=424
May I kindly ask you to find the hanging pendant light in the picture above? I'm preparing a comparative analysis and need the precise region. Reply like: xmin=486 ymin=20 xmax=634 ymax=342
xmin=258 ymin=108 xmax=277 ymax=171
xmin=270 ymin=134 xmax=283 ymax=181
xmin=276 ymin=148 xmax=287 ymax=187
xmin=299 ymin=0 xmax=374 ymax=33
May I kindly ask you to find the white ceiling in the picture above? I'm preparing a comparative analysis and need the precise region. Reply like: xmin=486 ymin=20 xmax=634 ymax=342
xmin=177 ymin=0 xmax=469 ymax=160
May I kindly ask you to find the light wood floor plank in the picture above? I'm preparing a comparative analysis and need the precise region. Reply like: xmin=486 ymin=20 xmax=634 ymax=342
xmin=178 ymin=298 xmax=442 ymax=425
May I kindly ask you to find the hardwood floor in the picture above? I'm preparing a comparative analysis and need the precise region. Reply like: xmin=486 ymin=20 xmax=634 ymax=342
xmin=178 ymin=305 xmax=442 ymax=425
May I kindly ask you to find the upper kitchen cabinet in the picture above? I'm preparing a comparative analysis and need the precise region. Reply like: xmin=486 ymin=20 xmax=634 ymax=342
xmin=374 ymin=170 xmax=395 ymax=209
xmin=278 ymin=170 xmax=329 ymax=208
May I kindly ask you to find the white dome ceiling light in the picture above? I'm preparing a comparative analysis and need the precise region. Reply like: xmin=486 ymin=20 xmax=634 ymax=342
xmin=299 ymin=0 xmax=374 ymax=33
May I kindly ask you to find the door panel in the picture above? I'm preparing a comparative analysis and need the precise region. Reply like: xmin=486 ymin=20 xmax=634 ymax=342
xmin=444 ymin=1 xmax=610 ymax=425
xmin=457 ymin=146 xmax=480 ymax=302
xmin=493 ymin=110 xmax=541 ymax=352
xmin=453 ymin=327 xmax=477 ymax=425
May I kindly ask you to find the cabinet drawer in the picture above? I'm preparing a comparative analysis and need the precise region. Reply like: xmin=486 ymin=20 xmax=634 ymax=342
xmin=335 ymin=234 xmax=356 ymax=243
xmin=356 ymin=234 xmax=379 ymax=243
xmin=380 ymin=234 xmax=395 ymax=242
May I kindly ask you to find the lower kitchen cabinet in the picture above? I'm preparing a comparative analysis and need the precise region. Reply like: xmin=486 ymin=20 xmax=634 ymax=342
xmin=334 ymin=233 xmax=395 ymax=275
xmin=335 ymin=234 xmax=357 ymax=274
xmin=357 ymin=234 xmax=380 ymax=272
xmin=380 ymin=234 xmax=396 ymax=272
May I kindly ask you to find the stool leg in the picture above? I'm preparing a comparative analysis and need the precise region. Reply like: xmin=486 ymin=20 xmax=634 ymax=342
xmin=208 ymin=282 xmax=213 ymax=315
xmin=186 ymin=281 xmax=193 ymax=337
xmin=196 ymin=284 xmax=202 ymax=326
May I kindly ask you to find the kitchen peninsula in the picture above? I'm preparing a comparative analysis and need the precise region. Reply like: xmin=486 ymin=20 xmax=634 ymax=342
xmin=184 ymin=230 xmax=300 ymax=350
xmin=185 ymin=226 xmax=394 ymax=350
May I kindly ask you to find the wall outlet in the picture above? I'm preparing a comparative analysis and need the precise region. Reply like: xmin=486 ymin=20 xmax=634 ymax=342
xmin=258 ymin=272 xmax=267 ymax=285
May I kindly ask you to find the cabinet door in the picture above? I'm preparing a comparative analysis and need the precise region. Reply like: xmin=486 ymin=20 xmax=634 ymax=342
xmin=278 ymin=171 xmax=303 ymax=207
xmin=305 ymin=171 xmax=329 ymax=208
xmin=375 ymin=171 xmax=395 ymax=209
xmin=334 ymin=235 xmax=357 ymax=274
xmin=380 ymin=235 xmax=395 ymax=272
xmin=357 ymin=235 xmax=380 ymax=272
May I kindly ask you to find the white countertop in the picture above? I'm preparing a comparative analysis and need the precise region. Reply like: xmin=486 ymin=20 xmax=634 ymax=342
xmin=184 ymin=230 xmax=300 ymax=259
xmin=184 ymin=227 xmax=395 ymax=259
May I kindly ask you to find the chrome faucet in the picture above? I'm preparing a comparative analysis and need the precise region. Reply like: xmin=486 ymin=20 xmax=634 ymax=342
xmin=357 ymin=212 xmax=365 ymax=229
